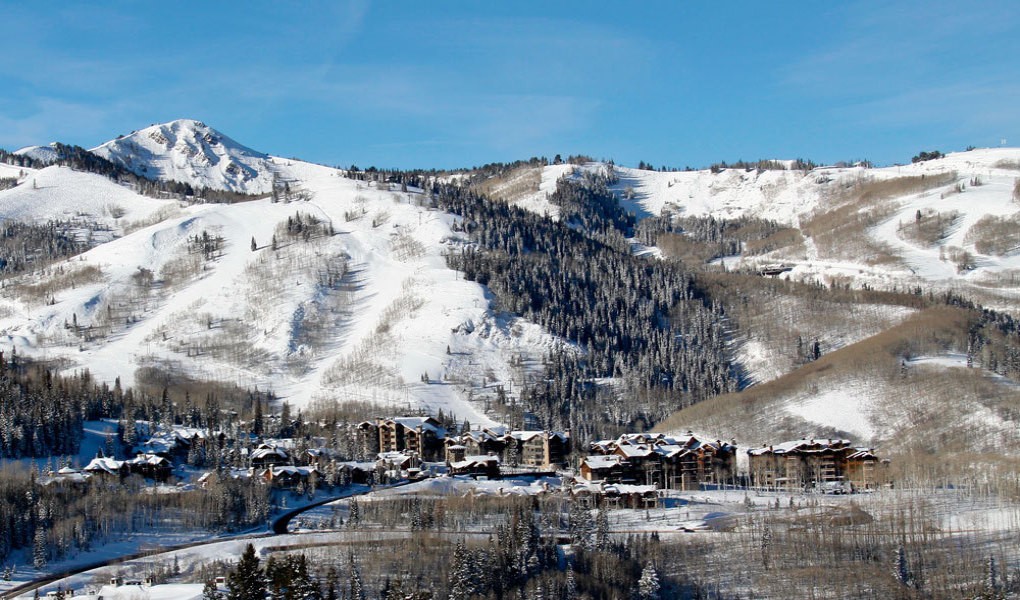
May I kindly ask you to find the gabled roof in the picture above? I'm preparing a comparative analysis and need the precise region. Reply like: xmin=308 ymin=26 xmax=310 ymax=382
xmin=337 ymin=460 xmax=376 ymax=471
xmin=390 ymin=417 xmax=446 ymax=436
xmin=615 ymin=444 xmax=654 ymax=458
xmin=618 ymin=432 xmax=669 ymax=445
xmin=378 ymin=450 xmax=417 ymax=466
xmin=748 ymin=438 xmax=854 ymax=456
xmin=198 ymin=468 xmax=253 ymax=483
xmin=452 ymin=429 xmax=500 ymax=444
xmin=83 ymin=456 xmax=126 ymax=474
xmin=581 ymin=455 xmax=627 ymax=469
xmin=572 ymin=480 xmax=656 ymax=496
xmin=593 ymin=431 xmax=732 ymax=457
xmin=264 ymin=465 xmax=319 ymax=477
xmin=251 ymin=444 xmax=289 ymax=460
xmin=653 ymin=444 xmax=689 ymax=458
xmin=510 ymin=430 xmax=569 ymax=442
xmin=846 ymin=448 xmax=878 ymax=460
xmin=126 ymin=453 xmax=171 ymax=466
xmin=450 ymin=455 xmax=500 ymax=470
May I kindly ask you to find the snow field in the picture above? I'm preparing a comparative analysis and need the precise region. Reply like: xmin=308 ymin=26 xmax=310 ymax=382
xmin=0 ymin=154 xmax=568 ymax=427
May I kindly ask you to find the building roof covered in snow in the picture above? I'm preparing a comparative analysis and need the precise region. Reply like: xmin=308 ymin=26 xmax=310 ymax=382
xmin=747 ymin=438 xmax=854 ymax=456
xmin=250 ymin=443 xmax=289 ymax=461
xmin=581 ymin=454 xmax=628 ymax=469
xmin=83 ymin=456 xmax=126 ymax=475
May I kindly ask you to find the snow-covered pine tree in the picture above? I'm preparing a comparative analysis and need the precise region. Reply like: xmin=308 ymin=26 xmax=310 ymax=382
xmin=347 ymin=497 xmax=360 ymax=528
xmin=893 ymin=544 xmax=911 ymax=588
xmin=985 ymin=555 xmax=1001 ymax=597
xmin=595 ymin=505 xmax=610 ymax=551
xmin=202 ymin=579 xmax=223 ymax=600
xmin=226 ymin=543 xmax=264 ymax=600
xmin=447 ymin=540 xmax=476 ymax=600
xmin=324 ymin=566 xmax=339 ymax=600
xmin=637 ymin=562 xmax=661 ymax=600
xmin=32 ymin=527 xmax=46 ymax=570
xmin=347 ymin=552 xmax=365 ymax=600
xmin=293 ymin=554 xmax=318 ymax=600
xmin=568 ymin=500 xmax=594 ymax=551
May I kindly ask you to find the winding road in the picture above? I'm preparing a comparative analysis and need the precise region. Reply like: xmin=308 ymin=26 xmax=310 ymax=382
xmin=1 ymin=482 xmax=410 ymax=600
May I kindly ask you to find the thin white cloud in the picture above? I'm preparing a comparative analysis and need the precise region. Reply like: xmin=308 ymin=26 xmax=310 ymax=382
xmin=0 ymin=98 xmax=125 ymax=150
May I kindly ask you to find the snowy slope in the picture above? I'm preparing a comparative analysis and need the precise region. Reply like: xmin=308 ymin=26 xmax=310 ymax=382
xmin=6 ymin=119 xmax=1020 ymax=438
xmin=0 ymin=164 xmax=175 ymax=231
xmin=496 ymin=150 xmax=1020 ymax=312
xmin=14 ymin=143 xmax=61 ymax=164
xmin=91 ymin=119 xmax=277 ymax=194
xmin=0 ymin=154 xmax=566 ymax=427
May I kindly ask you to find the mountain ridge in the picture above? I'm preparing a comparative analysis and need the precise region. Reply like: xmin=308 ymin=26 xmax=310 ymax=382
xmin=90 ymin=119 xmax=277 ymax=195
xmin=2 ymin=119 xmax=1020 ymax=457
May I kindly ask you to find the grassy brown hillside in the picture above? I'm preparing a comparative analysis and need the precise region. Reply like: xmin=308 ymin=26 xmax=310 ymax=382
xmin=658 ymin=305 xmax=1020 ymax=486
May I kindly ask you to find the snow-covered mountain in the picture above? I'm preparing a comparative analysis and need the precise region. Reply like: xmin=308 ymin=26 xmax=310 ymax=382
xmin=0 ymin=146 xmax=563 ymax=427
xmin=488 ymin=148 xmax=1020 ymax=313
xmin=91 ymin=119 xmax=277 ymax=194
xmin=13 ymin=143 xmax=62 ymax=165
xmin=4 ymin=118 xmax=1020 ymax=446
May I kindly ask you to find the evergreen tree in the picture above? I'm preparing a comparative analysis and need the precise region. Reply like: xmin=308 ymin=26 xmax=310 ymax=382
xmin=32 ymin=527 xmax=46 ymax=570
xmin=565 ymin=566 xmax=577 ymax=599
xmin=983 ymin=555 xmax=1002 ymax=599
xmin=324 ymin=566 xmax=339 ymax=600
xmin=893 ymin=545 xmax=912 ymax=588
xmin=448 ymin=540 xmax=476 ymax=600
xmin=347 ymin=498 xmax=360 ymax=528
xmin=348 ymin=552 xmax=365 ymax=600
xmin=595 ymin=505 xmax=610 ymax=551
xmin=203 ymin=579 xmax=223 ymax=600
xmin=227 ymin=543 xmax=265 ymax=600
xmin=637 ymin=562 xmax=661 ymax=600
xmin=568 ymin=500 xmax=594 ymax=551
xmin=760 ymin=523 xmax=772 ymax=571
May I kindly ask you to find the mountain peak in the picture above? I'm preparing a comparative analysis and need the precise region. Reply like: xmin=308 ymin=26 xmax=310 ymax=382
xmin=91 ymin=119 xmax=274 ymax=194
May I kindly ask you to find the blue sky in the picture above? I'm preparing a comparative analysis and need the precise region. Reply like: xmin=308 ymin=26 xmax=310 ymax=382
xmin=1 ymin=1 xmax=1017 ymax=169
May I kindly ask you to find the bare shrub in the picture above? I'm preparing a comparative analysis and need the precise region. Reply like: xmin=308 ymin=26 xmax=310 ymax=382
xmin=471 ymin=166 xmax=542 ymax=203
xmin=122 ymin=204 xmax=183 ymax=234
xmin=897 ymin=209 xmax=961 ymax=247
xmin=744 ymin=227 xmax=806 ymax=256
xmin=11 ymin=264 xmax=104 ymax=303
xmin=803 ymin=172 xmax=957 ymax=264
xmin=654 ymin=233 xmax=721 ymax=264
xmin=943 ymin=245 xmax=976 ymax=272
xmin=320 ymin=333 xmax=405 ymax=390
xmin=158 ymin=253 xmax=204 ymax=288
xmin=374 ymin=288 xmax=424 ymax=334
xmin=965 ymin=213 xmax=1020 ymax=256
xmin=390 ymin=233 xmax=426 ymax=261
xmin=105 ymin=204 xmax=126 ymax=219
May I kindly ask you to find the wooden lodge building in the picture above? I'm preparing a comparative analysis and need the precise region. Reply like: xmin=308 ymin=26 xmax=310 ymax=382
xmin=358 ymin=417 xmax=448 ymax=462
xmin=747 ymin=439 xmax=888 ymax=491
xmin=445 ymin=426 xmax=571 ymax=470
xmin=581 ymin=432 xmax=738 ymax=490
